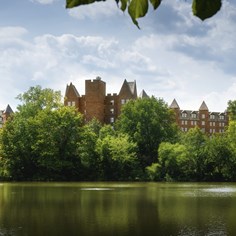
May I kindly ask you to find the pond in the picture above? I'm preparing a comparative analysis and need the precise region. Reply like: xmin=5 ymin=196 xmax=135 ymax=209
xmin=0 ymin=182 xmax=236 ymax=236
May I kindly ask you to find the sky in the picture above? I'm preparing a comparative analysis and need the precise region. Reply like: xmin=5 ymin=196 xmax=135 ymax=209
xmin=0 ymin=0 xmax=236 ymax=112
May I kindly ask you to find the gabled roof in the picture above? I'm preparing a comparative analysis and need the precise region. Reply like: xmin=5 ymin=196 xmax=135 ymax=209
xmin=169 ymin=99 xmax=180 ymax=109
xmin=4 ymin=104 xmax=13 ymax=114
xmin=119 ymin=79 xmax=137 ymax=98
xmin=128 ymin=81 xmax=137 ymax=96
xmin=199 ymin=101 xmax=209 ymax=111
xmin=139 ymin=89 xmax=149 ymax=98
xmin=65 ymin=82 xmax=80 ymax=97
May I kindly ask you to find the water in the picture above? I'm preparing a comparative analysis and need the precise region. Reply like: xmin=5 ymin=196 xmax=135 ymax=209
xmin=0 ymin=182 xmax=236 ymax=236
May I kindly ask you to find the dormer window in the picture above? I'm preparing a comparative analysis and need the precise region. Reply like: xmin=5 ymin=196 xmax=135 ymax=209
xmin=210 ymin=114 xmax=215 ymax=119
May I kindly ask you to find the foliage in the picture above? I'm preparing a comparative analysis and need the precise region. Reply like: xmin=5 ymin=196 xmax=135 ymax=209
xmin=227 ymin=100 xmax=236 ymax=121
xmin=16 ymin=85 xmax=62 ymax=117
xmin=116 ymin=97 xmax=178 ymax=167
xmin=145 ymin=162 xmax=161 ymax=181
xmin=66 ymin=0 xmax=222 ymax=28
xmin=96 ymin=131 xmax=140 ymax=180
xmin=1 ymin=85 xmax=236 ymax=182
xmin=78 ymin=119 xmax=102 ymax=180
xmin=0 ymin=87 xmax=83 ymax=180
xmin=204 ymin=134 xmax=234 ymax=181
xmin=158 ymin=142 xmax=189 ymax=181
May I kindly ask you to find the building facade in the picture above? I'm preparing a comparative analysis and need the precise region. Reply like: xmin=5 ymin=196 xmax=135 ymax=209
xmin=170 ymin=99 xmax=229 ymax=134
xmin=64 ymin=77 xmax=138 ymax=124
xmin=0 ymin=104 xmax=13 ymax=128
xmin=64 ymin=77 xmax=229 ymax=134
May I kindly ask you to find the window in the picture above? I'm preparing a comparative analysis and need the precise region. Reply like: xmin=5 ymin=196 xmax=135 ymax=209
xmin=110 ymin=108 xmax=114 ymax=114
xmin=72 ymin=101 xmax=76 ymax=106
xmin=191 ymin=113 xmax=197 ymax=119
xmin=68 ymin=101 xmax=71 ymax=106
xmin=121 ymin=99 xmax=125 ymax=105
xmin=202 ymin=121 xmax=205 ymax=125
xmin=181 ymin=120 xmax=185 ymax=125
xmin=110 ymin=117 xmax=114 ymax=123
xmin=182 ymin=113 xmax=187 ymax=118
xmin=210 ymin=122 xmax=215 ymax=127
xmin=219 ymin=115 xmax=224 ymax=120
xmin=191 ymin=120 xmax=197 ymax=126
xmin=201 ymin=114 xmax=205 ymax=119
xmin=110 ymin=100 xmax=114 ymax=106
xmin=210 ymin=114 xmax=215 ymax=119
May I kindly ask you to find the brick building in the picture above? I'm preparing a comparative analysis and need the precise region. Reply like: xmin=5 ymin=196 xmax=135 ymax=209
xmin=0 ymin=104 xmax=13 ymax=128
xmin=64 ymin=77 xmax=229 ymax=134
xmin=170 ymin=99 xmax=229 ymax=134
xmin=64 ymin=77 xmax=139 ymax=124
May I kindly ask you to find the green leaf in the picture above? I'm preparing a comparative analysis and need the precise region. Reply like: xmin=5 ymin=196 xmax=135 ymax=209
xmin=150 ymin=0 xmax=161 ymax=10
xmin=128 ymin=0 xmax=149 ymax=28
xmin=192 ymin=0 xmax=222 ymax=21
xmin=66 ymin=0 xmax=105 ymax=8
xmin=120 ymin=0 xmax=128 ymax=12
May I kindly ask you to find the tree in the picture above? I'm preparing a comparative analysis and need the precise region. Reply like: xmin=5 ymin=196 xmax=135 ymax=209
xmin=0 ymin=86 xmax=83 ymax=180
xmin=227 ymin=100 xmax=236 ymax=121
xmin=16 ymin=85 xmax=62 ymax=117
xmin=179 ymin=127 xmax=207 ymax=180
xmin=31 ymin=107 xmax=83 ymax=180
xmin=204 ymin=134 xmax=234 ymax=181
xmin=78 ymin=119 xmax=102 ymax=180
xmin=66 ymin=0 xmax=222 ymax=28
xmin=96 ymin=131 xmax=140 ymax=180
xmin=116 ymin=97 xmax=178 ymax=167
xmin=158 ymin=142 xmax=189 ymax=181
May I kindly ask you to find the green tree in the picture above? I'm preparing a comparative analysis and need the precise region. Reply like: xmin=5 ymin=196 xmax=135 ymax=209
xmin=227 ymin=100 xmax=236 ymax=121
xmin=116 ymin=97 xmax=178 ymax=167
xmin=96 ymin=132 xmax=139 ymax=180
xmin=158 ymin=142 xmax=189 ymax=181
xmin=180 ymin=127 xmax=207 ymax=180
xmin=78 ymin=119 xmax=102 ymax=180
xmin=32 ymin=107 xmax=83 ymax=180
xmin=0 ymin=86 xmax=83 ymax=180
xmin=66 ymin=0 xmax=222 ymax=28
xmin=204 ymin=134 xmax=234 ymax=181
xmin=17 ymin=85 xmax=62 ymax=117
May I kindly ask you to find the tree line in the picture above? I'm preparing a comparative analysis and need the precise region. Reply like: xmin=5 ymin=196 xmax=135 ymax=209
xmin=0 ymin=85 xmax=236 ymax=181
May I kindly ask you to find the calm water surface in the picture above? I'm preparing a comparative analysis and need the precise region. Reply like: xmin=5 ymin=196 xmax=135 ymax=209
xmin=0 ymin=182 xmax=236 ymax=236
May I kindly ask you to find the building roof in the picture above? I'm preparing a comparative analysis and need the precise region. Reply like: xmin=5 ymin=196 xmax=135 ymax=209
xmin=169 ymin=99 xmax=180 ymax=109
xmin=4 ymin=104 xmax=13 ymax=114
xmin=119 ymin=79 xmax=137 ymax=98
xmin=199 ymin=101 xmax=209 ymax=111
xmin=127 ymin=81 xmax=137 ymax=96
xmin=139 ymin=89 xmax=149 ymax=98
xmin=65 ymin=82 xmax=80 ymax=97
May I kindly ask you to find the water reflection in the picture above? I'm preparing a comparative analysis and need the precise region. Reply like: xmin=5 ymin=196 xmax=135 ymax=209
xmin=0 ymin=183 xmax=236 ymax=236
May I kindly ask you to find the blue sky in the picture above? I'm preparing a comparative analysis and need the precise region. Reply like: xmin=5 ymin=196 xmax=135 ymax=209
xmin=0 ymin=0 xmax=236 ymax=112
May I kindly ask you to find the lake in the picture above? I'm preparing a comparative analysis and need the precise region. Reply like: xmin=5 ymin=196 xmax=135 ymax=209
xmin=0 ymin=182 xmax=236 ymax=236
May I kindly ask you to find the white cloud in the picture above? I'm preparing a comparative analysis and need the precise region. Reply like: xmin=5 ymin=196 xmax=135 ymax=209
xmin=0 ymin=26 xmax=27 ymax=38
xmin=68 ymin=1 xmax=120 ymax=20
xmin=30 ymin=0 xmax=58 ymax=4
